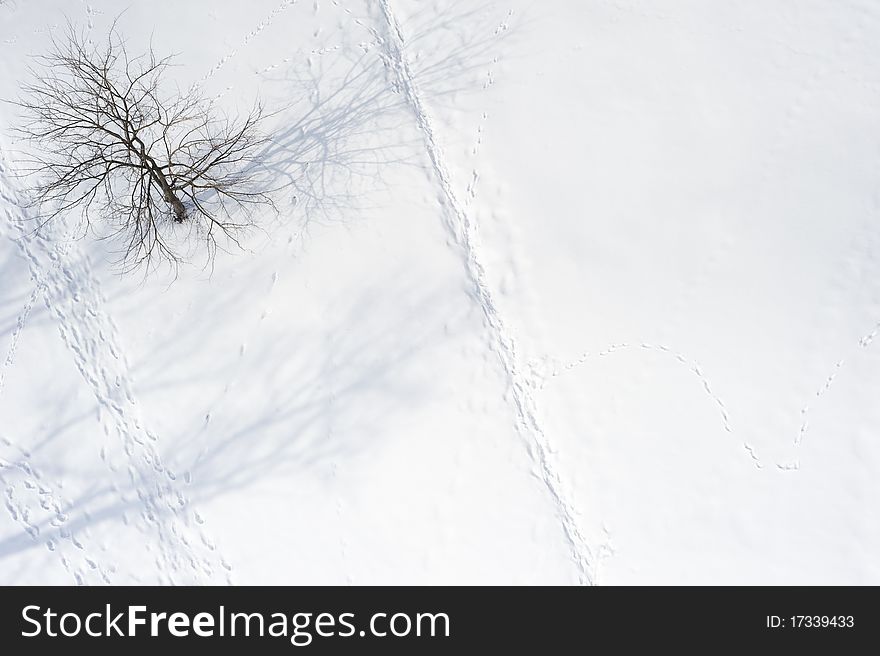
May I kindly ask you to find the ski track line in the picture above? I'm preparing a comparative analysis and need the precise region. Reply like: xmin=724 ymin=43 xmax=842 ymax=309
xmin=0 ymin=435 xmax=113 ymax=584
xmin=0 ymin=152 xmax=230 ymax=584
xmin=375 ymin=0 xmax=597 ymax=585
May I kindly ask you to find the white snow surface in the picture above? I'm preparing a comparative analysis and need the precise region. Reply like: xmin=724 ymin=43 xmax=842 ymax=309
xmin=0 ymin=0 xmax=879 ymax=585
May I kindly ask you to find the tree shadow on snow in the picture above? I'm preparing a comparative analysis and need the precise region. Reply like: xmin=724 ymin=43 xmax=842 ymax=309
xmin=247 ymin=0 xmax=520 ymax=235
xmin=0 ymin=1 xmax=519 ymax=573
xmin=0 ymin=267 xmax=473 ymax=574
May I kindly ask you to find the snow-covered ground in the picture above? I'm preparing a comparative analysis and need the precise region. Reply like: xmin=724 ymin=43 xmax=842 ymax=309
xmin=0 ymin=0 xmax=878 ymax=585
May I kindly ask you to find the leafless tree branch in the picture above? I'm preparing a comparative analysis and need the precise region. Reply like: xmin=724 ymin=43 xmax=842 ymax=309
xmin=13 ymin=21 xmax=274 ymax=274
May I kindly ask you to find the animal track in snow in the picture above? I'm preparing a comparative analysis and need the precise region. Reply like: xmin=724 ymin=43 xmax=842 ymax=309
xmin=198 ymin=0 xmax=300 ymax=87
xmin=548 ymin=320 xmax=880 ymax=473
xmin=788 ymin=317 xmax=880 ymax=459
xmin=0 ymin=149 xmax=230 ymax=584
xmin=546 ymin=341 xmax=750 ymax=464
xmin=0 ymin=285 xmax=41 ymax=403
xmin=0 ymin=435 xmax=113 ymax=584
xmin=377 ymin=0 xmax=597 ymax=585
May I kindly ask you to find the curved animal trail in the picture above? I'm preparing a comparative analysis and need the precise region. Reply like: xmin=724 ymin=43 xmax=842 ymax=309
xmin=550 ymin=342 xmax=738 ymax=439
xmin=376 ymin=0 xmax=597 ymax=585
xmin=547 ymin=324 xmax=880 ymax=472
xmin=0 ymin=149 xmax=230 ymax=584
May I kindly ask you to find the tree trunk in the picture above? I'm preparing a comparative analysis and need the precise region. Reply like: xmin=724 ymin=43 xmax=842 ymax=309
xmin=163 ymin=189 xmax=188 ymax=223
xmin=150 ymin=166 xmax=187 ymax=222
xmin=133 ymin=138 xmax=188 ymax=222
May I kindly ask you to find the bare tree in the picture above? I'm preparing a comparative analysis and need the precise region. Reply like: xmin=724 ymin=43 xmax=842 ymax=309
xmin=14 ymin=23 xmax=273 ymax=272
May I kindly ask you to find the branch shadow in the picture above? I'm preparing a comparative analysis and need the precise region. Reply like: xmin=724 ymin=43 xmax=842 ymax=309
xmin=245 ymin=0 xmax=519 ymax=236
xmin=0 ymin=237 xmax=49 ymax=338
xmin=0 ymin=0 xmax=519 ymax=574
xmin=0 ymin=265 xmax=469 ymax=574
